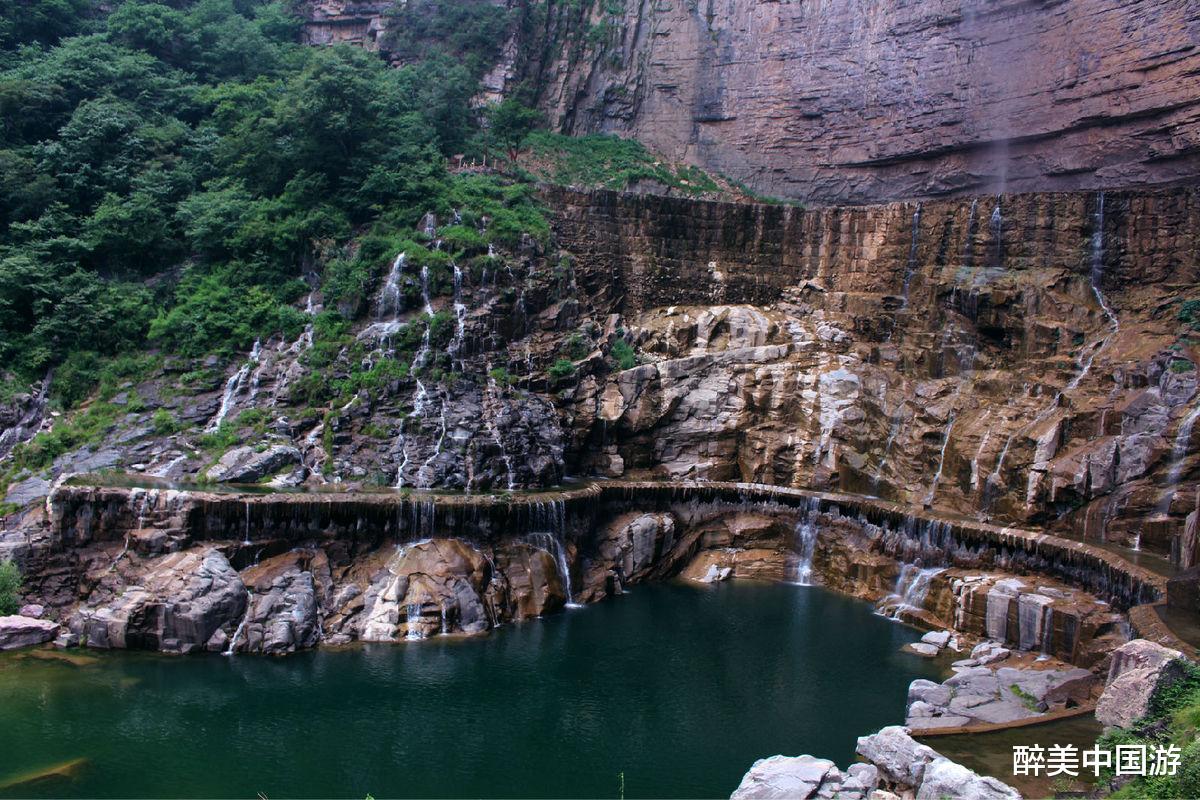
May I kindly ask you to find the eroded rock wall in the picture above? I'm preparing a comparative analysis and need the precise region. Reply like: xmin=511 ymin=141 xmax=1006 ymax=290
xmin=515 ymin=0 xmax=1200 ymax=203
xmin=551 ymin=187 xmax=1200 ymax=559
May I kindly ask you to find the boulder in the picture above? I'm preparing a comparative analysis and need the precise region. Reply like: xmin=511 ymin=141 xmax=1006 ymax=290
xmin=1096 ymin=640 xmax=1188 ymax=728
xmin=730 ymin=755 xmax=838 ymax=799
xmin=856 ymin=726 xmax=938 ymax=787
xmin=915 ymin=757 xmax=1020 ymax=800
xmin=921 ymin=630 xmax=952 ymax=648
xmin=0 ymin=615 xmax=59 ymax=650
xmin=205 ymin=445 xmax=303 ymax=483
xmin=230 ymin=551 xmax=323 ymax=655
xmin=72 ymin=548 xmax=246 ymax=654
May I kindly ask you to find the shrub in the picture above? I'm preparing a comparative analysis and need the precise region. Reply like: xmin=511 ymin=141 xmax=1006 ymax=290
xmin=0 ymin=559 xmax=21 ymax=615
xmin=151 ymin=408 xmax=183 ymax=435
xmin=548 ymin=358 xmax=575 ymax=380
xmin=610 ymin=338 xmax=638 ymax=370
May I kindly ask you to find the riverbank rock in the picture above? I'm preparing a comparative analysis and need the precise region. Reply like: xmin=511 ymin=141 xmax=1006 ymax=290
xmin=730 ymin=755 xmax=839 ymax=799
xmin=855 ymin=726 xmax=1019 ymax=799
xmin=226 ymin=551 xmax=322 ymax=655
xmin=906 ymin=660 xmax=1095 ymax=730
xmin=1096 ymin=639 xmax=1187 ymax=728
xmin=204 ymin=445 xmax=302 ymax=483
xmin=71 ymin=548 xmax=246 ymax=654
xmin=0 ymin=615 xmax=60 ymax=650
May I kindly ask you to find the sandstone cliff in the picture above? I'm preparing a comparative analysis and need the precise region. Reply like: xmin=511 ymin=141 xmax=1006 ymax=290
xmin=303 ymin=0 xmax=1200 ymax=204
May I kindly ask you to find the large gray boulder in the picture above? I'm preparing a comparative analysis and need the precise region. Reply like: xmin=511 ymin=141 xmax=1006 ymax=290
xmin=222 ymin=552 xmax=321 ymax=655
xmin=856 ymin=726 xmax=939 ymax=787
xmin=730 ymin=755 xmax=838 ymax=799
xmin=916 ymin=757 xmax=1021 ymax=800
xmin=205 ymin=445 xmax=302 ymax=483
xmin=73 ymin=548 xmax=246 ymax=654
xmin=1096 ymin=639 xmax=1187 ymax=728
xmin=0 ymin=615 xmax=59 ymax=650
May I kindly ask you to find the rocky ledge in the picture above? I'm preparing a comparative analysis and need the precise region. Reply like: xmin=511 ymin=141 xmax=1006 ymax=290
xmin=732 ymin=726 xmax=1020 ymax=800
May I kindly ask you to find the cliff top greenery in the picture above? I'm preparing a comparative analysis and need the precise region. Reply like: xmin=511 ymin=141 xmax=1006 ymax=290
xmin=0 ymin=0 xmax=764 ymax=414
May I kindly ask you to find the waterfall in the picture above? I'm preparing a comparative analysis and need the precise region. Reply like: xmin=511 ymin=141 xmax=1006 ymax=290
xmin=989 ymin=197 xmax=1002 ymax=266
xmin=872 ymin=404 xmax=905 ymax=490
xmin=879 ymin=564 xmax=945 ymax=619
xmin=242 ymin=501 xmax=251 ymax=546
xmin=450 ymin=262 xmax=467 ymax=365
xmin=1017 ymin=593 xmax=1052 ymax=652
xmin=206 ymin=339 xmax=261 ymax=432
xmin=1157 ymin=400 xmax=1200 ymax=515
xmin=405 ymin=603 xmax=425 ymax=641
xmin=791 ymin=497 xmax=821 ymax=585
xmin=485 ymin=376 xmax=516 ymax=490
xmin=527 ymin=500 xmax=577 ymax=606
xmin=379 ymin=252 xmax=407 ymax=321
xmin=968 ymin=415 xmax=994 ymax=494
xmin=1089 ymin=192 xmax=1119 ymax=331
xmin=924 ymin=413 xmax=957 ymax=506
xmin=224 ymin=590 xmax=253 ymax=656
xmin=900 ymin=203 xmax=922 ymax=305
xmin=1039 ymin=603 xmax=1055 ymax=659
xmin=962 ymin=198 xmax=980 ymax=270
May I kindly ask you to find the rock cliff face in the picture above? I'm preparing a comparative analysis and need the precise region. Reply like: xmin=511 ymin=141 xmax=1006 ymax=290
xmin=510 ymin=0 xmax=1200 ymax=203
xmin=4 ymin=187 xmax=1198 ymax=567
xmin=550 ymin=186 xmax=1200 ymax=561
xmin=304 ymin=0 xmax=1200 ymax=204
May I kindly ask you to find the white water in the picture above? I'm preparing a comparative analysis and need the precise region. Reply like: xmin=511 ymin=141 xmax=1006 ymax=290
xmin=792 ymin=513 xmax=818 ymax=586
xmin=900 ymin=204 xmax=922 ymax=305
xmin=1158 ymin=400 xmax=1200 ymax=514
xmin=224 ymin=591 xmax=253 ymax=656
xmin=968 ymin=412 xmax=994 ymax=493
xmin=527 ymin=530 xmax=578 ymax=607
xmin=206 ymin=339 xmax=261 ymax=432
xmin=989 ymin=198 xmax=1002 ymax=265
xmin=485 ymin=376 xmax=517 ymax=490
xmin=924 ymin=413 xmax=957 ymax=506
xmin=880 ymin=565 xmax=945 ymax=619
xmin=406 ymin=603 xmax=425 ymax=641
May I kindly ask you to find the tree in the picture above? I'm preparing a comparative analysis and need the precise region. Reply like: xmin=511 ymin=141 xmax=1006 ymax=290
xmin=486 ymin=98 xmax=541 ymax=163
xmin=0 ymin=559 xmax=21 ymax=615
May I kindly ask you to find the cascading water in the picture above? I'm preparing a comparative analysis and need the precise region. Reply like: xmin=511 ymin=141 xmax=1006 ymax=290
xmin=1158 ymin=400 xmax=1200 ymax=515
xmin=224 ymin=590 xmax=253 ymax=656
xmin=989 ymin=197 xmax=1002 ymax=266
xmin=526 ymin=500 xmax=578 ymax=607
xmin=961 ymin=198 xmax=980 ymax=270
xmin=879 ymin=564 xmax=945 ymax=619
xmin=924 ymin=413 xmax=957 ymax=507
xmin=406 ymin=603 xmax=425 ymax=641
xmin=968 ymin=412 xmax=994 ymax=494
xmin=899 ymin=203 xmax=922 ymax=306
xmin=484 ymin=375 xmax=517 ymax=490
xmin=206 ymin=339 xmax=260 ymax=432
xmin=791 ymin=497 xmax=821 ymax=585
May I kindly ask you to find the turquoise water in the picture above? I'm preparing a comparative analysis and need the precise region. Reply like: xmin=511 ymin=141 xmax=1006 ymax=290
xmin=0 ymin=582 xmax=941 ymax=799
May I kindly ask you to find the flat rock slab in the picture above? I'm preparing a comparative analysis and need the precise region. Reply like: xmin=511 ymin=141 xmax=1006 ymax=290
xmin=0 ymin=615 xmax=60 ymax=650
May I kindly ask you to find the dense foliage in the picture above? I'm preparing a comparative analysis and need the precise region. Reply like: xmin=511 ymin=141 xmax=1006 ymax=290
xmin=0 ymin=558 xmax=20 ymax=614
xmin=0 ymin=0 xmax=494 ymax=402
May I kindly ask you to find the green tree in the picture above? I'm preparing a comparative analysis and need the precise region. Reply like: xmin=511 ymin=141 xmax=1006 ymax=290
xmin=486 ymin=98 xmax=541 ymax=162
xmin=0 ymin=559 xmax=21 ymax=615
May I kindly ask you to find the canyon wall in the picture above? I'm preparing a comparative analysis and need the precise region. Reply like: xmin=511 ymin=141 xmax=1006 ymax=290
xmin=301 ymin=0 xmax=1200 ymax=203
xmin=519 ymin=0 xmax=1200 ymax=203
xmin=550 ymin=186 xmax=1200 ymax=559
